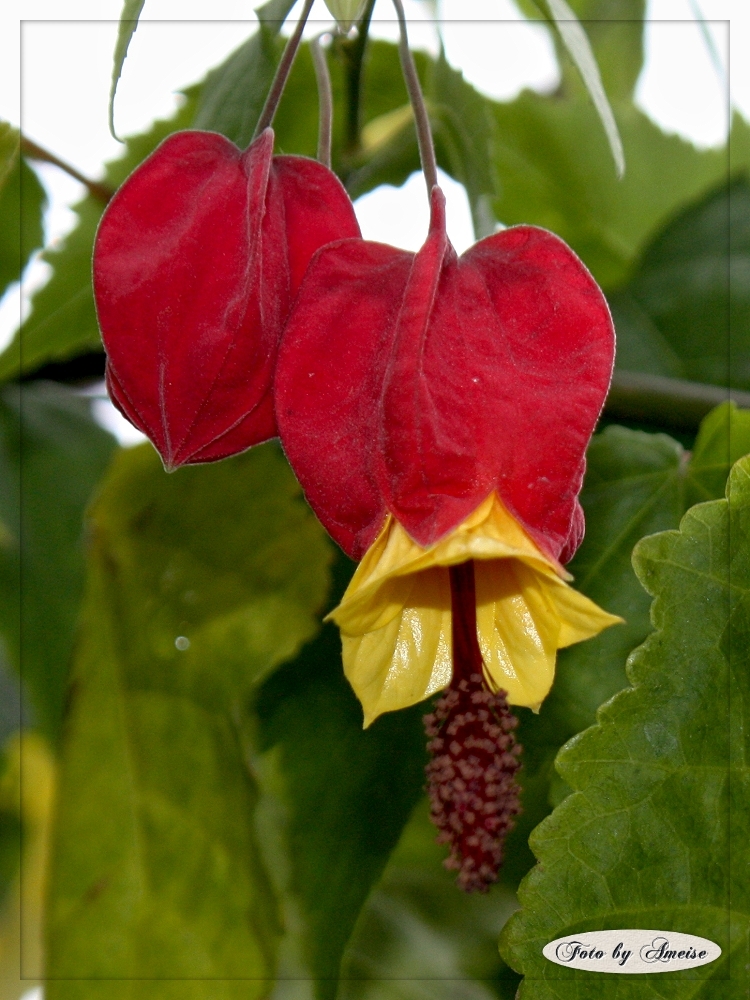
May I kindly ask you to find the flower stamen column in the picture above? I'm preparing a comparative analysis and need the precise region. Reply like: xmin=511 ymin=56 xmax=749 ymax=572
xmin=425 ymin=561 xmax=522 ymax=892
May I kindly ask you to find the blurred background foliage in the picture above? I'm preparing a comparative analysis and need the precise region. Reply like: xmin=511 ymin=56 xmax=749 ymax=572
xmin=0 ymin=1 xmax=748 ymax=998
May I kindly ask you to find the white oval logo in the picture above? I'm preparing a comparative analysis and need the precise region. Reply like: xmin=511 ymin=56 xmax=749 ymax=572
xmin=543 ymin=930 xmax=721 ymax=974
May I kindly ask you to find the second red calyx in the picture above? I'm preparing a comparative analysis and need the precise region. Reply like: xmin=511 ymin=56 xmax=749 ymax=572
xmin=94 ymin=127 xmax=360 ymax=470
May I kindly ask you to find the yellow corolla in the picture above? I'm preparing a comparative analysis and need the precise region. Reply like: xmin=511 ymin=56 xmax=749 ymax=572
xmin=327 ymin=494 xmax=622 ymax=727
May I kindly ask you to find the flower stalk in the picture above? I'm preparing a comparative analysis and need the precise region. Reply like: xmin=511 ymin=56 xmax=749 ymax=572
xmin=391 ymin=0 xmax=438 ymax=192
xmin=253 ymin=0 xmax=316 ymax=139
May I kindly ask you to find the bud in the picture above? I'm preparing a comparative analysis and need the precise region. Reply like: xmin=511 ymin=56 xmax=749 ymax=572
xmin=323 ymin=0 xmax=368 ymax=31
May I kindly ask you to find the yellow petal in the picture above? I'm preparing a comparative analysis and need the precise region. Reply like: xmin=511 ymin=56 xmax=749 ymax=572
xmin=475 ymin=559 xmax=623 ymax=711
xmin=330 ymin=494 xmax=567 ymax=637
xmin=328 ymin=494 xmax=623 ymax=725
xmin=341 ymin=567 xmax=453 ymax=727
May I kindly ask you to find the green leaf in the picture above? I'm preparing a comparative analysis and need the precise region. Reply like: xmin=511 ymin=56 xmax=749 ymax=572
xmin=610 ymin=177 xmax=750 ymax=390
xmin=348 ymin=46 xmax=501 ymax=236
xmin=517 ymin=0 xmax=646 ymax=103
xmin=500 ymin=454 xmax=750 ymax=996
xmin=0 ymin=652 xmax=23 ymax=744
xmin=491 ymin=95 xmax=733 ymax=289
xmin=192 ymin=0 xmax=296 ymax=147
xmin=730 ymin=110 xmax=750 ymax=175
xmin=545 ymin=0 xmax=625 ymax=178
xmin=109 ymin=0 xmax=147 ymax=140
xmin=0 ymin=383 xmax=117 ymax=742
xmin=340 ymin=42 xmax=499 ymax=234
xmin=81 ymin=440 xmax=331 ymax=716
xmin=336 ymin=43 xmax=422 ymax=198
xmin=685 ymin=400 xmax=750 ymax=505
xmin=0 ymin=92 xmax=199 ymax=383
xmin=507 ymin=403 xmax=750 ymax=884
xmin=526 ymin=428 xmax=684 ymax=739
xmin=271 ymin=39 xmax=351 ymax=162
xmin=47 ymin=552 xmax=278 ymax=997
xmin=339 ymin=798 xmax=521 ymax=1000
xmin=504 ymin=426 xmax=686 ymax=885
xmin=0 ymin=122 xmax=46 ymax=299
xmin=566 ymin=0 xmax=645 ymax=102
xmin=427 ymin=50 xmax=499 ymax=237
xmin=273 ymin=39 xmax=415 ymax=167
xmin=45 ymin=440 xmax=331 ymax=994
xmin=261 ymin=36 xmax=497 ymax=230
xmin=254 ymin=551 xmax=429 ymax=1000
xmin=197 ymin=29 xmax=426 ymax=206
xmin=0 ymin=122 xmax=17 ymax=188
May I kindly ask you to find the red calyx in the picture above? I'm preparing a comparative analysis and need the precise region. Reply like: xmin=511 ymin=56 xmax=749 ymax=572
xmin=94 ymin=127 xmax=360 ymax=470
xmin=424 ymin=562 xmax=522 ymax=893
xmin=275 ymin=186 xmax=615 ymax=563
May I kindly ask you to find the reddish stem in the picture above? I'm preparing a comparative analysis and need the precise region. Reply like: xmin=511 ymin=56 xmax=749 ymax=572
xmin=448 ymin=561 xmax=484 ymax=684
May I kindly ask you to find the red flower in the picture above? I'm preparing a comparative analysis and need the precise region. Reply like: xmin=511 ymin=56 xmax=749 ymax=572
xmin=94 ymin=127 xmax=360 ymax=469
xmin=275 ymin=185 xmax=622 ymax=889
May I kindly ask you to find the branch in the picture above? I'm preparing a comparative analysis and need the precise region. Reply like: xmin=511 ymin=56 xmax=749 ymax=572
xmin=20 ymin=137 xmax=113 ymax=205
xmin=604 ymin=371 xmax=750 ymax=430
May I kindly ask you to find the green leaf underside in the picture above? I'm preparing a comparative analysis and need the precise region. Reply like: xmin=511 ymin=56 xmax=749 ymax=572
xmin=45 ymin=442 xmax=331 ymax=993
xmin=0 ymin=383 xmax=117 ymax=741
xmin=109 ymin=0 xmax=147 ymax=140
xmin=516 ymin=0 xmax=647 ymax=104
xmin=254 ymin=552 xmax=429 ymax=1000
xmin=500 ymin=455 xmax=750 ymax=996
xmin=0 ymin=92 xmax=199 ymax=383
xmin=611 ymin=178 xmax=750 ymax=391
xmin=0 ymin=121 xmax=46 ymax=300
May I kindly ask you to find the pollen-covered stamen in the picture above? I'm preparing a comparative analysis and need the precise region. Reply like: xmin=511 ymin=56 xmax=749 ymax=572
xmin=424 ymin=560 xmax=522 ymax=893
